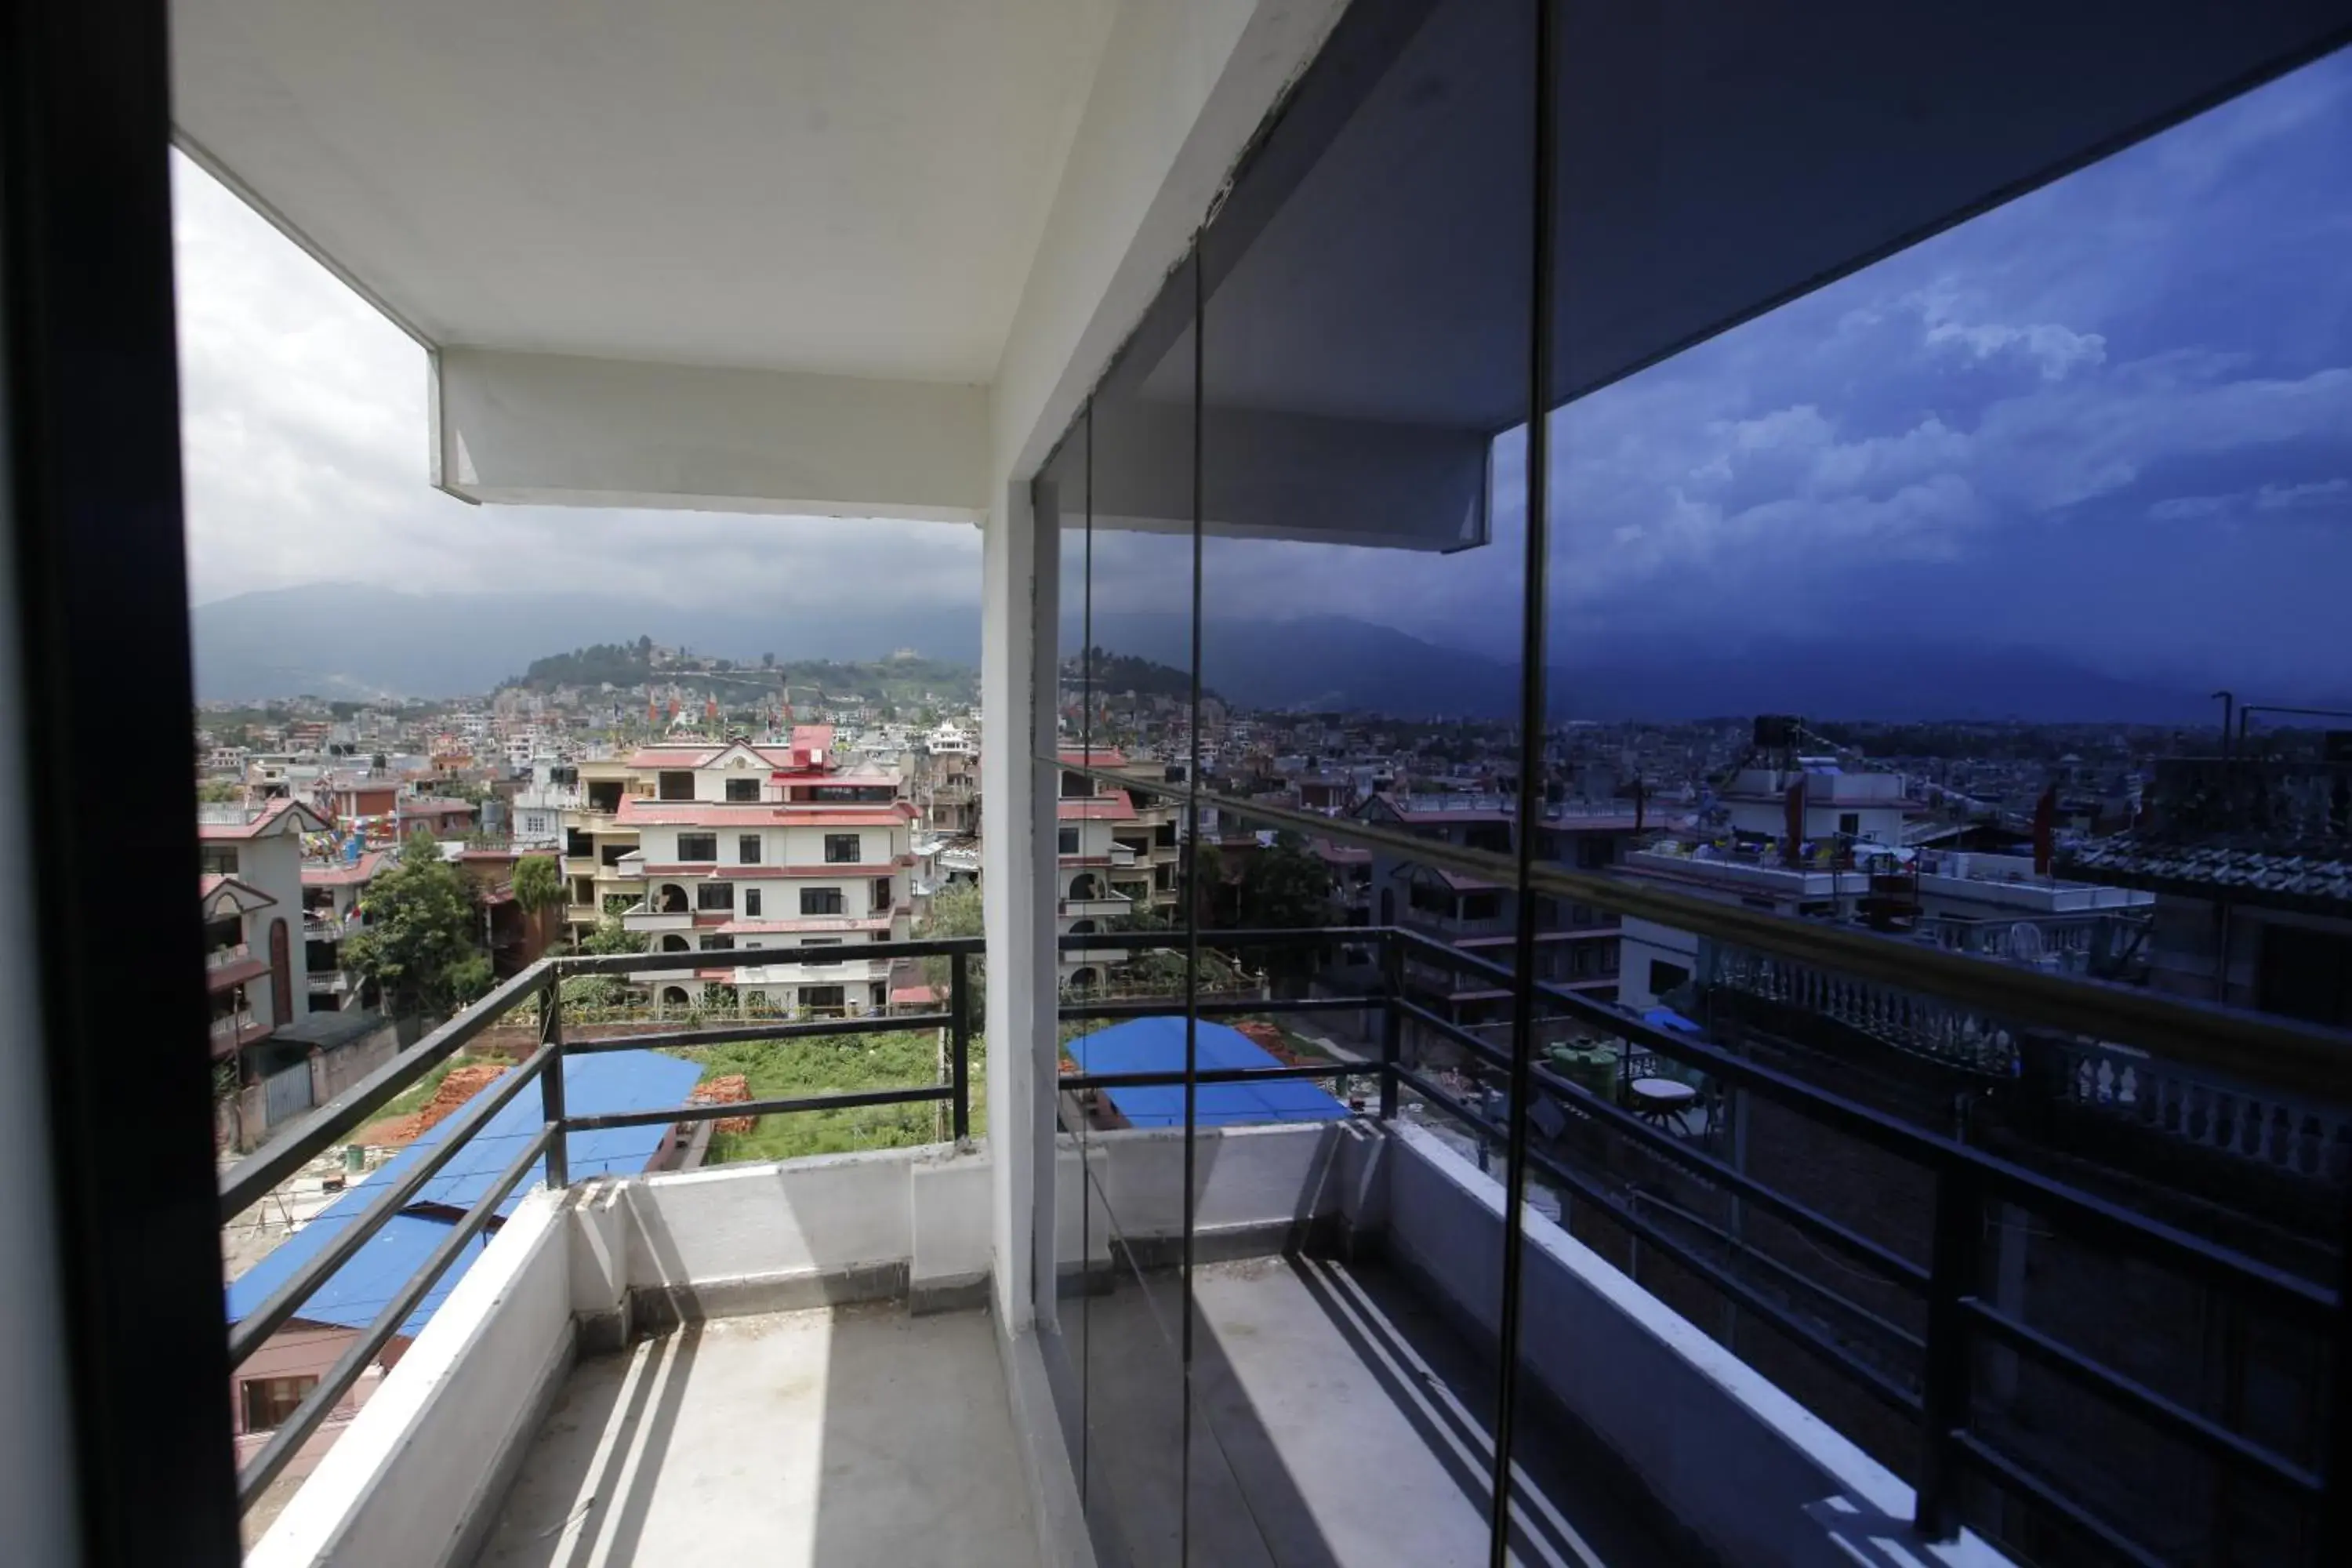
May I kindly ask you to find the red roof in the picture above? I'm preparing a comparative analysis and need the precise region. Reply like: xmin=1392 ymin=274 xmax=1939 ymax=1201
xmin=1057 ymin=791 xmax=1136 ymax=821
xmin=303 ymin=851 xmax=386 ymax=887
xmin=616 ymin=800 xmax=911 ymax=828
xmin=1058 ymin=746 xmax=1129 ymax=768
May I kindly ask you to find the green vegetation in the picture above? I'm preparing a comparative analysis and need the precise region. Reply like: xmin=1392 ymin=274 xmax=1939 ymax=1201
xmin=344 ymin=830 xmax=494 ymax=1017
xmin=680 ymin=1028 xmax=986 ymax=1164
xmin=918 ymin=880 xmax=985 ymax=1024
xmin=500 ymin=637 xmax=977 ymax=708
xmin=1065 ymin=647 xmax=1221 ymax=704
xmin=511 ymin=854 xmax=562 ymax=916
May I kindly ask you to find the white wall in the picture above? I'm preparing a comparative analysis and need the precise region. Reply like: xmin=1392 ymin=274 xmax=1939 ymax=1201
xmin=252 ymin=1192 xmax=575 ymax=1568
xmin=1382 ymin=1128 xmax=2008 ymax=1568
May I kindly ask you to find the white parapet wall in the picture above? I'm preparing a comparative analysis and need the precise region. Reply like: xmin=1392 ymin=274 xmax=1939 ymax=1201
xmin=251 ymin=1191 xmax=576 ymax=1568
xmin=1383 ymin=1125 xmax=2011 ymax=1568
xmin=242 ymin=1126 xmax=1380 ymax=1568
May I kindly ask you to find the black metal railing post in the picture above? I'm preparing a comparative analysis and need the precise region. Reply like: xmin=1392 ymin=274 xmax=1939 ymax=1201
xmin=950 ymin=949 xmax=971 ymax=1142
xmin=1916 ymin=1165 xmax=1984 ymax=1538
xmin=1378 ymin=932 xmax=1401 ymax=1122
xmin=539 ymin=975 xmax=568 ymax=1189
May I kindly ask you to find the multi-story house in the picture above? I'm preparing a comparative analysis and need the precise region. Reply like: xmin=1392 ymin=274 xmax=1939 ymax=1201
xmin=1078 ymin=750 xmax=1182 ymax=920
xmin=299 ymin=848 xmax=384 ymax=1014
xmin=1357 ymin=791 xmax=1642 ymax=1052
xmin=2067 ymin=752 xmax=2352 ymax=1027
xmin=1616 ymin=756 xmax=2154 ymax=1016
xmin=911 ymin=718 xmax=981 ymax=838
xmin=618 ymin=729 xmax=915 ymax=1015
xmin=198 ymin=797 xmax=328 ymax=1047
xmin=558 ymin=756 xmax=652 ymax=938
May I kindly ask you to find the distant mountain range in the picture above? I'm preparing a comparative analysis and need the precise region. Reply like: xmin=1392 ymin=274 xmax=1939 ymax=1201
xmin=192 ymin=583 xmax=2257 ymax=724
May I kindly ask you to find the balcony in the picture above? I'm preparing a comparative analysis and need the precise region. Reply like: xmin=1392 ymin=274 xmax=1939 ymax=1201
xmin=1059 ymin=894 xmax=1131 ymax=919
xmin=206 ymin=940 xmax=252 ymax=970
xmin=209 ymin=920 xmax=2346 ymax=1568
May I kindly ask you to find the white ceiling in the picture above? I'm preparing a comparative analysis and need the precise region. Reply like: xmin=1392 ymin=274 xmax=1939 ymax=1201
xmin=172 ymin=0 xmax=1116 ymax=382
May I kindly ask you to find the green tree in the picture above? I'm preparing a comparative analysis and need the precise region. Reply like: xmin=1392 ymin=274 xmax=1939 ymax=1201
xmin=920 ymin=880 xmax=985 ymax=1029
xmin=511 ymin=854 xmax=562 ymax=916
xmin=345 ymin=829 xmax=485 ymax=1018
xmin=1235 ymin=832 xmax=1338 ymax=985
xmin=195 ymin=779 xmax=243 ymax=803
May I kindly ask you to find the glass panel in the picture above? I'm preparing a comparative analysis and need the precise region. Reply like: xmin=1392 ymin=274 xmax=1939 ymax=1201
xmin=1063 ymin=252 xmax=1200 ymax=1566
xmin=1188 ymin=0 xmax=1539 ymax=1558
xmin=1530 ymin=32 xmax=2352 ymax=1567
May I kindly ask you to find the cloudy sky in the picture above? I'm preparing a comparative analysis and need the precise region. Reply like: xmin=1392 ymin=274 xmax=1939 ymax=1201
xmin=1103 ymin=45 xmax=2352 ymax=695
xmin=170 ymin=158 xmax=982 ymax=612
xmin=182 ymin=45 xmax=2350 ymax=696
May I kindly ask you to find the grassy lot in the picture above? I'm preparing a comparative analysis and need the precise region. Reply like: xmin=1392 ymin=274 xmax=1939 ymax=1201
xmin=670 ymin=1027 xmax=989 ymax=1164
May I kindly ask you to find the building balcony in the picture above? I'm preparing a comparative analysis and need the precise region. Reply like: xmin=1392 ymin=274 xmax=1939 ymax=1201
xmin=619 ymin=903 xmax=695 ymax=935
xmin=215 ymin=910 xmax=2339 ymax=1568
xmin=1058 ymin=895 xmax=1131 ymax=919
xmin=209 ymin=1008 xmax=269 ymax=1054
xmin=207 ymin=940 xmax=253 ymax=970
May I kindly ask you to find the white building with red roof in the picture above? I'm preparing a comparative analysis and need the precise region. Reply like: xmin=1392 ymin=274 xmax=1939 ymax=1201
xmin=616 ymin=730 xmax=916 ymax=1015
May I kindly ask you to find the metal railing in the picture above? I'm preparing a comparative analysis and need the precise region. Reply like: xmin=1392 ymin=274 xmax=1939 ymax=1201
xmin=216 ymin=938 xmax=977 ymax=1508
xmin=216 ymin=917 xmax=2351 ymax=1559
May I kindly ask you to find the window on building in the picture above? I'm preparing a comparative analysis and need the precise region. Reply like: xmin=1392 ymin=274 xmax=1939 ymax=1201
xmin=699 ymin=934 xmax=735 ymax=951
xmin=1060 ymin=770 xmax=1091 ymax=798
xmin=1465 ymin=823 xmax=1511 ymax=854
xmin=800 ymin=984 xmax=847 ymax=1014
xmin=658 ymin=771 xmax=694 ymax=801
xmin=698 ymin=883 xmax=734 ymax=912
xmin=586 ymin=780 xmax=623 ymax=813
xmin=199 ymin=846 xmax=239 ymax=877
xmin=677 ymin=833 xmax=717 ymax=862
xmin=564 ymin=828 xmax=592 ymax=858
xmin=241 ymin=1374 xmax=318 ymax=1432
xmin=725 ymin=777 xmax=760 ymax=802
xmin=824 ymin=833 xmax=862 ymax=864
xmin=1576 ymin=837 xmax=1616 ymax=870
xmin=743 ymin=888 xmax=762 ymax=917
xmin=1461 ymin=891 xmax=1502 ymax=921
xmin=873 ymin=877 xmax=893 ymax=910
xmin=1838 ymin=811 xmax=1861 ymax=837
xmin=1058 ymin=827 xmax=1080 ymax=855
xmin=571 ymin=879 xmax=593 ymax=906
xmin=1649 ymin=960 xmax=1690 ymax=998
xmin=800 ymin=887 xmax=845 ymax=916
xmin=739 ymin=834 xmax=762 ymax=865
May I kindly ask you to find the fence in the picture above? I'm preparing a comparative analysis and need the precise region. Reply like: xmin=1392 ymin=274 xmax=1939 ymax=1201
xmin=214 ymin=925 xmax=2351 ymax=1563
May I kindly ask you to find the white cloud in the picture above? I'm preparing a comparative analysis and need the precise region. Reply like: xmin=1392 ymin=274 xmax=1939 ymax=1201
xmin=170 ymin=155 xmax=979 ymax=611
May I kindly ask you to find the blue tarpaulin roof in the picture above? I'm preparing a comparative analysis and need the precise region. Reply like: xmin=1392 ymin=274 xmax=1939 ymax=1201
xmin=1642 ymin=1007 xmax=1702 ymax=1035
xmin=226 ymin=1050 xmax=701 ymax=1339
xmin=1064 ymin=1016 xmax=1350 ymax=1129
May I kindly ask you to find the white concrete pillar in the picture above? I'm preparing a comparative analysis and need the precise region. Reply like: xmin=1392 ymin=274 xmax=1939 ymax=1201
xmin=980 ymin=482 xmax=1058 ymax=1330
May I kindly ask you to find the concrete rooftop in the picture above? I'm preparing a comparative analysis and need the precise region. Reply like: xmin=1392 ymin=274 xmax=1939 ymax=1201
xmin=473 ymin=1302 xmax=1035 ymax=1568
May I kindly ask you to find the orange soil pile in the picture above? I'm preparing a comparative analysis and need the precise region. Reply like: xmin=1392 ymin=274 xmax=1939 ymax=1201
xmin=358 ymin=1062 xmax=506 ymax=1149
xmin=689 ymin=1073 xmax=756 ymax=1135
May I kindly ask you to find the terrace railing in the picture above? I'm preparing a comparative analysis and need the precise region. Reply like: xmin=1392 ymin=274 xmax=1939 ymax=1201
xmin=216 ymin=923 xmax=2352 ymax=1562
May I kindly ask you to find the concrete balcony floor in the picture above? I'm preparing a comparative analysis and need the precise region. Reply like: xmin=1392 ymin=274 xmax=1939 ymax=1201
xmin=1068 ymin=1257 xmax=1683 ymax=1567
xmin=473 ymin=1301 xmax=1034 ymax=1568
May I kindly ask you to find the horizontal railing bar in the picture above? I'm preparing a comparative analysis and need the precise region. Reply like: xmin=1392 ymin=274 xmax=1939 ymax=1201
xmin=219 ymin=961 xmax=554 ymax=1221
xmin=1387 ymin=1059 xmax=1922 ymax=1421
xmin=1630 ymin=1189 xmax=1926 ymax=1353
xmin=1951 ymin=1428 xmax=2166 ymax=1568
xmin=238 ymin=1122 xmax=554 ymax=1509
xmin=563 ymin=1083 xmax=954 ymax=1133
xmin=556 ymin=935 xmax=983 ymax=978
xmin=1058 ymin=924 xmax=1370 ymax=953
xmin=1058 ymin=1058 xmax=1378 ymax=1092
xmin=1960 ymin=1298 xmax=2325 ymax=1496
xmin=1522 ymin=1136 xmax=1926 ymax=1419
xmin=1519 ymin=1059 xmax=1933 ymax=1292
xmin=561 ymin=1011 xmax=956 ymax=1054
xmin=1051 ymin=759 xmax=2352 ymax=1101
xmin=227 ymin=1046 xmax=555 ymax=1369
xmin=1058 ymin=994 xmax=1375 ymax=1022
xmin=1507 ymin=984 xmax=2338 ymax=1324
